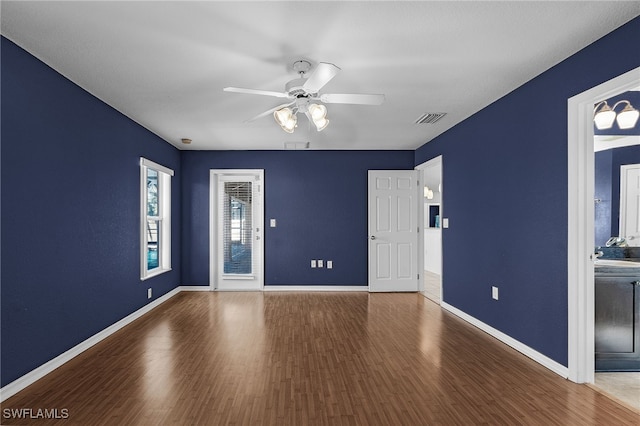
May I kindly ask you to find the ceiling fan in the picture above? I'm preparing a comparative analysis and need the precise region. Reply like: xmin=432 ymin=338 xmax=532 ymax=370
xmin=223 ymin=60 xmax=385 ymax=133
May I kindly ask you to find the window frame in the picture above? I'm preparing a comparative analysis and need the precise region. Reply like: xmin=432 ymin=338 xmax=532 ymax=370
xmin=140 ymin=157 xmax=174 ymax=280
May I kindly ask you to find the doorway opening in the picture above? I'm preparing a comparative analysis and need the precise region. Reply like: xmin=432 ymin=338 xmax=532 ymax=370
xmin=210 ymin=169 xmax=264 ymax=291
xmin=567 ymin=67 xmax=639 ymax=388
xmin=416 ymin=156 xmax=443 ymax=304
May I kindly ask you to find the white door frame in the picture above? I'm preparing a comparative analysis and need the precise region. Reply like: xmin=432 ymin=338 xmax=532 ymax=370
xmin=415 ymin=156 xmax=443 ymax=301
xmin=567 ymin=66 xmax=639 ymax=383
xmin=210 ymin=169 xmax=265 ymax=291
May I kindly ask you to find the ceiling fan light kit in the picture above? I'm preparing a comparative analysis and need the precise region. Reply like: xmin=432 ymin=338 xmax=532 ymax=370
xmin=224 ymin=60 xmax=385 ymax=134
xmin=274 ymin=107 xmax=297 ymax=133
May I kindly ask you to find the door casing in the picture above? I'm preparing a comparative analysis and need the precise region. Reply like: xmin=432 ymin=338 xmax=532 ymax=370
xmin=567 ymin=66 xmax=640 ymax=383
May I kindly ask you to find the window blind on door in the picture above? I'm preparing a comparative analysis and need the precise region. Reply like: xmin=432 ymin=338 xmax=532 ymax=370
xmin=222 ymin=181 xmax=253 ymax=274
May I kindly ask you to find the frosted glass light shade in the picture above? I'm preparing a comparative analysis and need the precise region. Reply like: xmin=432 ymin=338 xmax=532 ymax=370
xmin=314 ymin=117 xmax=329 ymax=131
xmin=616 ymin=105 xmax=639 ymax=129
xmin=309 ymin=103 xmax=327 ymax=120
xmin=274 ymin=108 xmax=297 ymax=133
xmin=594 ymin=108 xmax=616 ymax=130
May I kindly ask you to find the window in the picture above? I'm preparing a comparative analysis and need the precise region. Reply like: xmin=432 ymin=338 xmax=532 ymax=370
xmin=140 ymin=158 xmax=173 ymax=280
xmin=222 ymin=181 xmax=253 ymax=275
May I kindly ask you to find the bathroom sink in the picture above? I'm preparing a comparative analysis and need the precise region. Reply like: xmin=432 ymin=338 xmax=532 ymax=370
xmin=594 ymin=259 xmax=640 ymax=268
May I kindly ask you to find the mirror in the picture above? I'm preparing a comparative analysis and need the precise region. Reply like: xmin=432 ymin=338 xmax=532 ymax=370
xmin=594 ymin=137 xmax=640 ymax=248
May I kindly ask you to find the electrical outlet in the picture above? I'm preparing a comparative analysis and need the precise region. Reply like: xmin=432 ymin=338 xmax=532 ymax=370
xmin=318 ymin=260 xmax=324 ymax=268
xmin=327 ymin=260 xmax=333 ymax=269
xmin=148 ymin=288 xmax=152 ymax=299
xmin=311 ymin=260 xmax=317 ymax=268
xmin=492 ymin=286 xmax=499 ymax=300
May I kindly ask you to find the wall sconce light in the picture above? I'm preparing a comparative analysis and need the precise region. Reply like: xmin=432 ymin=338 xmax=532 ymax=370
xmin=594 ymin=100 xmax=639 ymax=130
xmin=424 ymin=186 xmax=434 ymax=199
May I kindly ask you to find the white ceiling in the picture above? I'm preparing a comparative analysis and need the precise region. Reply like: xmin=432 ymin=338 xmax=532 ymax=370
xmin=2 ymin=1 xmax=639 ymax=151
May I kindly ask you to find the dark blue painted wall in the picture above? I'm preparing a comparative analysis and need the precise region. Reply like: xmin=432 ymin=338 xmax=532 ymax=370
xmin=1 ymin=37 xmax=182 ymax=387
xmin=414 ymin=17 xmax=640 ymax=366
xmin=181 ymin=150 xmax=414 ymax=286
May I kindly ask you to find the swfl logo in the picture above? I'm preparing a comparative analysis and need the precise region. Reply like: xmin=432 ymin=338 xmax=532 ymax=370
xmin=3 ymin=408 xmax=69 ymax=419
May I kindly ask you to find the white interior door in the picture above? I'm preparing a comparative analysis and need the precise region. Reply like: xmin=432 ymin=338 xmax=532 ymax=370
xmin=210 ymin=170 xmax=264 ymax=290
xmin=368 ymin=170 xmax=419 ymax=292
xmin=620 ymin=164 xmax=640 ymax=246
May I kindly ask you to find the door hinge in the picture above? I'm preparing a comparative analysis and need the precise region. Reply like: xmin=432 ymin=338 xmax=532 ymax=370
xmin=417 ymin=226 xmax=420 ymax=233
xmin=417 ymin=273 xmax=420 ymax=280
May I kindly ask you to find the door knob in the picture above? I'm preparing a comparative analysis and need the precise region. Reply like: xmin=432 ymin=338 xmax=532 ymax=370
xmin=370 ymin=235 xmax=376 ymax=240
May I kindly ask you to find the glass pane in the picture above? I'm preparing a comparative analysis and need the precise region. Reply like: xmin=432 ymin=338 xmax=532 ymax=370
xmin=147 ymin=219 xmax=159 ymax=270
xmin=223 ymin=182 xmax=252 ymax=274
xmin=147 ymin=169 xmax=159 ymax=216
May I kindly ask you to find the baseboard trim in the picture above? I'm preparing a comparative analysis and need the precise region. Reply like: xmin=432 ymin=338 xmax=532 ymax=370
xmin=180 ymin=285 xmax=211 ymax=292
xmin=441 ymin=302 xmax=569 ymax=379
xmin=0 ymin=287 xmax=182 ymax=402
xmin=264 ymin=285 xmax=368 ymax=292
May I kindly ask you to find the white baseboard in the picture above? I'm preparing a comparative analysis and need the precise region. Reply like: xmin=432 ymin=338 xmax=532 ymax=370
xmin=264 ymin=285 xmax=368 ymax=292
xmin=0 ymin=287 xmax=182 ymax=402
xmin=441 ymin=302 xmax=569 ymax=379
xmin=180 ymin=285 xmax=211 ymax=291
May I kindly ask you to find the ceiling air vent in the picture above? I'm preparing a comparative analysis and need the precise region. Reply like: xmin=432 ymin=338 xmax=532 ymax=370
xmin=415 ymin=112 xmax=446 ymax=124
xmin=284 ymin=141 xmax=310 ymax=150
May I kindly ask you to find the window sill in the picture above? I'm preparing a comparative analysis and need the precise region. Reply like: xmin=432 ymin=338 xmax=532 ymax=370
xmin=140 ymin=267 xmax=172 ymax=281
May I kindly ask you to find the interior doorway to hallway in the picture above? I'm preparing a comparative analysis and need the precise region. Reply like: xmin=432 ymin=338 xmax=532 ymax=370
xmin=416 ymin=156 xmax=443 ymax=304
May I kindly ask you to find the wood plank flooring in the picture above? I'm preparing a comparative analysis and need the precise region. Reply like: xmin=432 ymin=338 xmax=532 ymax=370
xmin=2 ymin=292 xmax=639 ymax=425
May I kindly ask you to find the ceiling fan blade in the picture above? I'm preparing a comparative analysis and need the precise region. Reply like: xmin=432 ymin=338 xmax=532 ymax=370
xmin=303 ymin=62 xmax=341 ymax=93
xmin=245 ymin=101 xmax=296 ymax=123
xmin=320 ymin=93 xmax=385 ymax=105
xmin=224 ymin=87 xmax=290 ymax=98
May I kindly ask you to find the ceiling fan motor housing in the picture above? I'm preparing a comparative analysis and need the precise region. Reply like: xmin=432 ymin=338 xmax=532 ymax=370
xmin=285 ymin=78 xmax=317 ymax=98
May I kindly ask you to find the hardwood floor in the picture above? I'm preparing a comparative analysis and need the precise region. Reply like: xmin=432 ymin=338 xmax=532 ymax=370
xmin=2 ymin=292 xmax=639 ymax=425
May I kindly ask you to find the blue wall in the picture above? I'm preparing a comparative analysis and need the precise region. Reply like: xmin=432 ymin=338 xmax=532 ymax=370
xmin=181 ymin=150 xmax=414 ymax=286
xmin=414 ymin=17 xmax=640 ymax=366
xmin=1 ymin=37 xmax=182 ymax=387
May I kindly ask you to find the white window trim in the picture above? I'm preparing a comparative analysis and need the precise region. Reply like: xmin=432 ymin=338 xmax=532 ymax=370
xmin=140 ymin=157 xmax=174 ymax=281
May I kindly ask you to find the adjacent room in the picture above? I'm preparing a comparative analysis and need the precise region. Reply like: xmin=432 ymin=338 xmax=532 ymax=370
xmin=2 ymin=2 xmax=639 ymax=424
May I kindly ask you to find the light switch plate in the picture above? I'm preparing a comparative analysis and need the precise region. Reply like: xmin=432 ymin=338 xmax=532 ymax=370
xmin=318 ymin=260 xmax=324 ymax=268
xmin=270 ymin=219 xmax=277 ymax=227
xmin=311 ymin=260 xmax=317 ymax=268
xmin=442 ymin=218 xmax=449 ymax=228
xmin=327 ymin=260 xmax=333 ymax=269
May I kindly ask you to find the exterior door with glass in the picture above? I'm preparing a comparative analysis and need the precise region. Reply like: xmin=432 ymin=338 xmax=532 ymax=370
xmin=210 ymin=170 xmax=264 ymax=290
